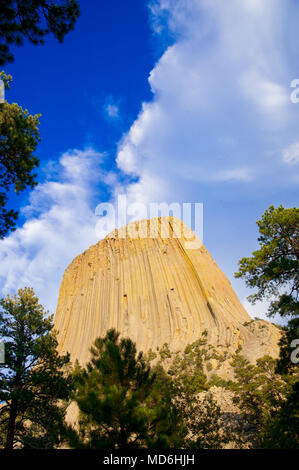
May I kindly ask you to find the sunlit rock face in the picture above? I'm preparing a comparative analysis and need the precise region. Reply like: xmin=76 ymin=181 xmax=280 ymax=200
xmin=54 ymin=217 xmax=280 ymax=365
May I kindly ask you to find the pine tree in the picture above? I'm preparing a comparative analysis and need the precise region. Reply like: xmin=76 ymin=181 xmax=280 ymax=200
xmin=235 ymin=205 xmax=299 ymax=448
xmin=230 ymin=353 xmax=297 ymax=447
xmin=0 ymin=287 xmax=72 ymax=449
xmin=260 ymin=381 xmax=299 ymax=449
xmin=235 ymin=205 xmax=298 ymax=320
xmin=0 ymin=0 xmax=80 ymax=65
xmin=0 ymin=71 xmax=40 ymax=238
xmin=67 ymin=329 xmax=183 ymax=449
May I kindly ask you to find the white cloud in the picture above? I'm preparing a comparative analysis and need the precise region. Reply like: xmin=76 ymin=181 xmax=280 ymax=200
xmin=115 ymin=0 xmax=297 ymax=208
xmin=1 ymin=0 xmax=298 ymax=318
xmin=113 ymin=0 xmax=298 ymax=316
xmin=103 ymin=96 xmax=121 ymax=121
xmin=282 ymin=142 xmax=299 ymax=165
xmin=0 ymin=148 xmax=106 ymax=314
xmin=240 ymin=69 xmax=289 ymax=126
xmin=105 ymin=103 xmax=119 ymax=119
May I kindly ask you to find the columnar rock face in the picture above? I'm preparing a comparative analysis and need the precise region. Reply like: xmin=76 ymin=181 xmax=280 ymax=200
xmin=54 ymin=217 xmax=280 ymax=365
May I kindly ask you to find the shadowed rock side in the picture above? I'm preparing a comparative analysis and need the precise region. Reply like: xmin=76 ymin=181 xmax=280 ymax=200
xmin=54 ymin=217 xmax=280 ymax=365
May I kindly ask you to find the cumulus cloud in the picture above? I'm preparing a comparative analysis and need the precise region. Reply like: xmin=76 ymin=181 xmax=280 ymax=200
xmin=114 ymin=0 xmax=299 ymax=318
xmin=116 ymin=0 xmax=298 ymax=209
xmin=240 ymin=69 xmax=289 ymax=127
xmin=0 ymin=148 xmax=106 ymax=314
xmin=1 ymin=0 xmax=298 ymax=321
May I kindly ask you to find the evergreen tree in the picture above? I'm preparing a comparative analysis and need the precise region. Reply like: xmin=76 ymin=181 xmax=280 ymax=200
xmin=235 ymin=205 xmax=299 ymax=448
xmin=230 ymin=353 xmax=297 ymax=447
xmin=0 ymin=71 xmax=40 ymax=238
xmin=260 ymin=381 xmax=299 ymax=449
xmin=0 ymin=0 xmax=80 ymax=65
xmin=235 ymin=205 xmax=298 ymax=321
xmin=67 ymin=329 xmax=183 ymax=449
xmin=144 ymin=364 xmax=185 ymax=448
xmin=0 ymin=287 xmax=72 ymax=449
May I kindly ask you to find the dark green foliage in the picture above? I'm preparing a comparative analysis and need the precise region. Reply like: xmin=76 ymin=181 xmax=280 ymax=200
xmin=67 ymin=329 xmax=183 ymax=449
xmin=208 ymin=374 xmax=234 ymax=389
xmin=0 ymin=0 xmax=80 ymax=65
xmin=235 ymin=204 xmax=298 ymax=448
xmin=230 ymin=353 xmax=297 ymax=447
xmin=0 ymin=71 xmax=40 ymax=238
xmin=276 ymin=317 xmax=299 ymax=375
xmin=145 ymin=364 xmax=186 ymax=448
xmin=235 ymin=205 xmax=299 ymax=320
xmin=145 ymin=348 xmax=157 ymax=362
xmin=260 ymin=381 xmax=299 ymax=449
xmin=0 ymin=287 xmax=72 ymax=448
xmin=167 ymin=337 xmax=209 ymax=395
xmin=158 ymin=342 xmax=172 ymax=360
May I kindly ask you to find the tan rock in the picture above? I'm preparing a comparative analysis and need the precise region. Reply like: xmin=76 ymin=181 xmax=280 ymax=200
xmin=54 ymin=217 xmax=280 ymax=365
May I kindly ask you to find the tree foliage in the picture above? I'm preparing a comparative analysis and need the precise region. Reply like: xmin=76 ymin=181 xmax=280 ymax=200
xmin=0 ymin=71 xmax=40 ymax=238
xmin=235 ymin=205 xmax=299 ymax=319
xmin=175 ymin=388 xmax=231 ymax=449
xmin=149 ymin=336 xmax=233 ymax=449
xmin=0 ymin=287 xmax=72 ymax=449
xmin=0 ymin=1 xmax=80 ymax=236
xmin=67 ymin=329 xmax=183 ymax=449
xmin=260 ymin=380 xmax=299 ymax=449
xmin=276 ymin=317 xmax=299 ymax=375
xmin=167 ymin=338 xmax=209 ymax=396
xmin=230 ymin=353 xmax=298 ymax=448
xmin=234 ymin=205 xmax=299 ymax=448
xmin=0 ymin=0 xmax=80 ymax=65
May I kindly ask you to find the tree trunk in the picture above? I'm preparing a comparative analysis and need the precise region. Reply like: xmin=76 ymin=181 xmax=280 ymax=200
xmin=5 ymin=403 xmax=17 ymax=449
xmin=119 ymin=426 xmax=127 ymax=448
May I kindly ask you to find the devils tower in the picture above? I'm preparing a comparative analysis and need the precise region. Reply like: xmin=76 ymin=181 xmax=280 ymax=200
xmin=54 ymin=217 xmax=280 ymax=365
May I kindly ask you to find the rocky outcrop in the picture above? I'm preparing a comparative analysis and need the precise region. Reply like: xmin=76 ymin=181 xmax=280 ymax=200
xmin=54 ymin=217 xmax=280 ymax=365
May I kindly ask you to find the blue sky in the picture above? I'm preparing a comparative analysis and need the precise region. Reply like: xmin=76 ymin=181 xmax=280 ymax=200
xmin=4 ymin=0 xmax=155 ymax=186
xmin=0 ymin=0 xmax=298 ymax=322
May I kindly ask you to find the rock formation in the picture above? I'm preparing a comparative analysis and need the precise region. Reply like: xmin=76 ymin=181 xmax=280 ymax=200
xmin=54 ymin=217 xmax=280 ymax=365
